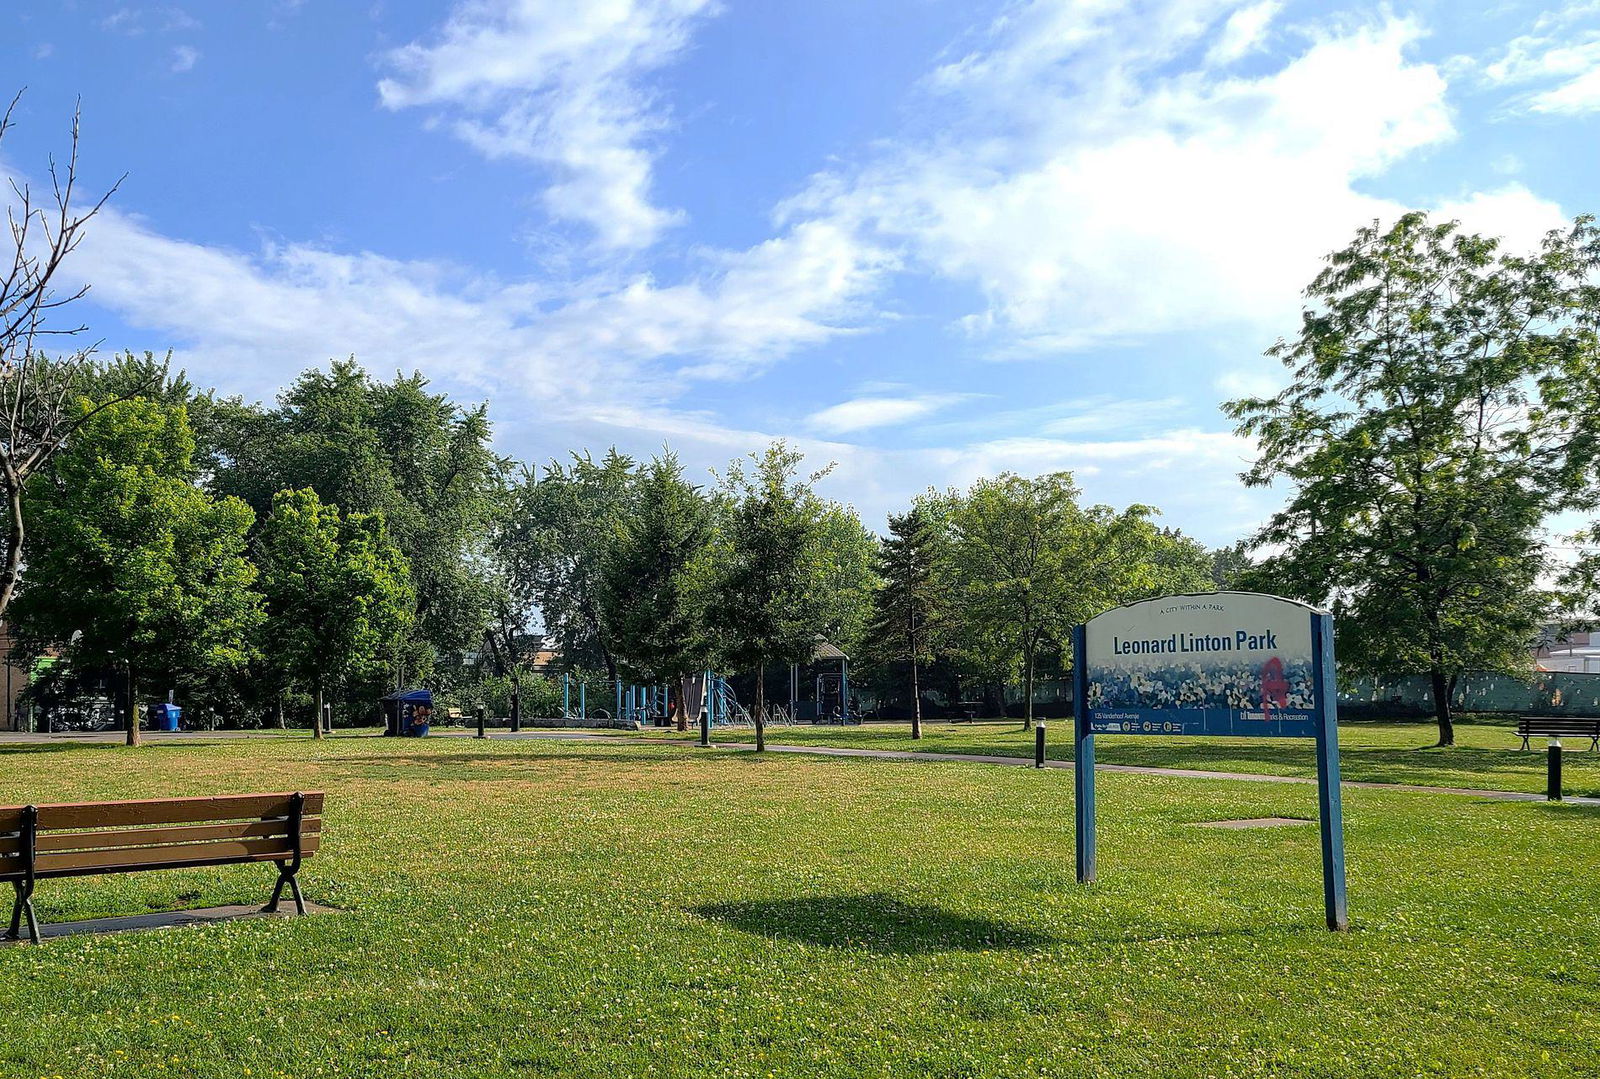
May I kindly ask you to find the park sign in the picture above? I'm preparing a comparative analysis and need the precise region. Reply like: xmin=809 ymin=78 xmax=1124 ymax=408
xmin=1071 ymin=591 xmax=1348 ymax=931
xmin=1084 ymin=591 xmax=1321 ymax=738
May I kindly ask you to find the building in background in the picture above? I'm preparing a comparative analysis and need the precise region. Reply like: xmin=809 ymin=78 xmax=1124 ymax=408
xmin=1535 ymin=629 xmax=1600 ymax=674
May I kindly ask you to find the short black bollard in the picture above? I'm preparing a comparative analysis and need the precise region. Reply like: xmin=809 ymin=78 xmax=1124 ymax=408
xmin=475 ymin=706 xmax=487 ymax=740
xmin=1035 ymin=723 xmax=1046 ymax=768
xmin=699 ymin=708 xmax=711 ymax=748
xmin=322 ymin=703 xmax=332 ymax=738
xmin=1548 ymin=738 xmax=1563 ymax=802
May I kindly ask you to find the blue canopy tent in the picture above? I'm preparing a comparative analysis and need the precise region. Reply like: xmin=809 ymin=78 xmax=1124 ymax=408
xmin=382 ymin=689 xmax=434 ymax=737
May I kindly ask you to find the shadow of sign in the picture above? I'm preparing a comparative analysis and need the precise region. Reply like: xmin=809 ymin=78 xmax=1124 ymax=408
xmin=690 ymin=893 xmax=1055 ymax=954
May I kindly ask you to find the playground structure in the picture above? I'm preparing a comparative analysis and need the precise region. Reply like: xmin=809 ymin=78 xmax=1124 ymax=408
xmin=557 ymin=673 xmax=675 ymax=726
xmin=552 ymin=640 xmax=855 ymax=729
xmin=702 ymin=671 xmax=752 ymax=727
xmin=784 ymin=639 xmax=857 ymax=724
xmin=617 ymin=681 xmax=671 ymax=726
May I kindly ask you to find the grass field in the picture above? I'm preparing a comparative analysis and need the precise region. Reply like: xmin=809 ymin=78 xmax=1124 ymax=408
xmin=634 ymin=716 xmax=1600 ymax=798
xmin=2 ymin=734 xmax=1598 ymax=1078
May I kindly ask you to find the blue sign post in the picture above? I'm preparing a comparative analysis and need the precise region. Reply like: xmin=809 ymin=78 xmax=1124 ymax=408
xmin=1072 ymin=592 xmax=1348 ymax=931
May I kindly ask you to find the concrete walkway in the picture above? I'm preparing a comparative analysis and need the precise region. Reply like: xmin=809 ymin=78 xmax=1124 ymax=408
xmin=676 ymin=739 xmax=1600 ymax=806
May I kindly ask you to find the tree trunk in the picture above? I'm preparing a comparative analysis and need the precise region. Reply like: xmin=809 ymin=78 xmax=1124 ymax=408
xmin=313 ymin=681 xmax=325 ymax=740
xmin=675 ymin=677 xmax=689 ymax=732
xmin=754 ymin=664 xmax=766 ymax=753
xmin=125 ymin=667 xmax=141 ymax=747
xmin=910 ymin=659 xmax=922 ymax=740
xmin=276 ymin=692 xmax=286 ymax=730
xmin=1430 ymin=667 xmax=1454 ymax=747
xmin=0 ymin=468 xmax=24 ymax=621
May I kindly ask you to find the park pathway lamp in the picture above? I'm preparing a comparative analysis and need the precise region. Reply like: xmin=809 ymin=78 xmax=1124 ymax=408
xmin=1547 ymin=737 xmax=1563 ymax=802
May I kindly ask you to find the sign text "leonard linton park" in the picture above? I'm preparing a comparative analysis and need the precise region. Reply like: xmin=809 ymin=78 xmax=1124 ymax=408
xmin=1071 ymin=591 xmax=1348 ymax=930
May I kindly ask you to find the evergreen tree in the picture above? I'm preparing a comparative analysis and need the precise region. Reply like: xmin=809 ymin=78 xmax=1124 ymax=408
xmin=864 ymin=508 xmax=943 ymax=738
xmin=599 ymin=451 xmax=711 ymax=728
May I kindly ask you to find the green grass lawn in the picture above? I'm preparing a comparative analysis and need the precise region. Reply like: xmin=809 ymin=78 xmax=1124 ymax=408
xmin=2 ymin=734 xmax=1598 ymax=1078
xmin=634 ymin=715 xmax=1600 ymax=798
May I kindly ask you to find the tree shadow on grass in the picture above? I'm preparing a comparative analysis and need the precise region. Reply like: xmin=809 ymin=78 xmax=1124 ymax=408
xmin=691 ymin=893 xmax=1056 ymax=954
xmin=0 ymin=742 xmax=114 ymax=755
xmin=337 ymin=749 xmax=684 ymax=772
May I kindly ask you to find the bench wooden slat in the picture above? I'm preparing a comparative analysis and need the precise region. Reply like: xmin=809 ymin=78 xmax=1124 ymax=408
xmin=27 ymin=834 xmax=320 ymax=877
xmin=11 ymin=816 xmax=323 ymax=855
xmin=16 ymin=792 xmax=324 ymax=831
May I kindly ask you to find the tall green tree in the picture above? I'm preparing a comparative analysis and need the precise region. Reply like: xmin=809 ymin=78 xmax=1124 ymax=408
xmin=709 ymin=443 xmax=832 ymax=752
xmin=599 ymin=451 xmax=710 ymax=728
xmin=863 ymin=507 xmax=943 ymax=738
xmin=255 ymin=487 xmax=413 ymax=737
xmin=1226 ymin=213 xmax=1600 ymax=745
xmin=210 ymin=361 xmax=504 ymax=686
xmin=940 ymin=473 xmax=1181 ymax=728
xmin=512 ymin=450 xmax=638 ymax=681
xmin=12 ymin=398 xmax=262 ymax=746
xmin=807 ymin=503 xmax=879 ymax=660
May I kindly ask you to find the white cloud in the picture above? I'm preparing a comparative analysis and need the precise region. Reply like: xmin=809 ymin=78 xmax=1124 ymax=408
xmin=1205 ymin=0 xmax=1281 ymax=67
xmin=101 ymin=6 xmax=200 ymax=35
xmin=807 ymin=394 xmax=973 ymax=435
xmin=1477 ymin=5 xmax=1600 ymax=115
xmin=378 ymin=0 xmax=718 ymax=252
xmin=171 ymin=46 xmax=200 ymax=73
xmin=1431 ymin=184 xmax=1567 ymax=253
xmin=784 ymin=6 xmax=1475 ymax=353
xmin=58 ymin=192 xmax=889 ymax=411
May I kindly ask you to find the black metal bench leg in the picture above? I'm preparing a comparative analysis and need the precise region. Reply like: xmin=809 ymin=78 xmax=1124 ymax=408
xmin=21 ymin=892 xmax=38 ymax=944
xmin=265 ymin=866 xmax=307 ymax=916
xmin=265 ymin=870 xmax=287 ymax=913
xmin=7 ymin=881 xmax=39 ymax=944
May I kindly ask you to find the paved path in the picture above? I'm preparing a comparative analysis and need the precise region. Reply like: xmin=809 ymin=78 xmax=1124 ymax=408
xmin=5 ymin=727 xmax=1594 ymax=806
xmin=0 ymin=728 xmax=617 ymax=744
xmin=664 ymin=739 xmax=1600 ymax=806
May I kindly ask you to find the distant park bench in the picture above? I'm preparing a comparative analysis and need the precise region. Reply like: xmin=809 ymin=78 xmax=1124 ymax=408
xmin=1 ymin=791 xmax=322 ymax=944
xmin=1516 ymin=717 xmax=1600 ymax=752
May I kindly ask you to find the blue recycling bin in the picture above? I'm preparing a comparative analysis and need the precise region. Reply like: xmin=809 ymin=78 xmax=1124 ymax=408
xmin=150 ymin=703 xmax=182 ymax=732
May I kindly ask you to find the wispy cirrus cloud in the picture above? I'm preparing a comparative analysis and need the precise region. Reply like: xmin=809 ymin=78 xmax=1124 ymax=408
xmin=1477 ymin=3 xmax=1600 ymax=115
xmin=807 ymin=393 xmax=976 ymax=435
xmin=377 ymin=0 xmax=720 ymax=252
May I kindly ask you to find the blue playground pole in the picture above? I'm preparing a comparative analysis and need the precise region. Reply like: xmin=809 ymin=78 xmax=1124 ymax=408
xmin=579 ymin=681 xmax=586 ymax=719
xmin=563 ymin=673 xmax=570 ymax=718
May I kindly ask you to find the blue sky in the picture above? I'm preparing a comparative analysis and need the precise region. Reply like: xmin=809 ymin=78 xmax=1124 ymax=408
xmin=2 ymin=0 xmax=1597 ymax=543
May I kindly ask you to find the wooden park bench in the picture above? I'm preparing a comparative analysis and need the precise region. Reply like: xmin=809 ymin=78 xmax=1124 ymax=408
xmin=1516 ymin=717 xmax=1600 ymax=752
xmin=0 ymin=791 xmax=322 ymax=944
